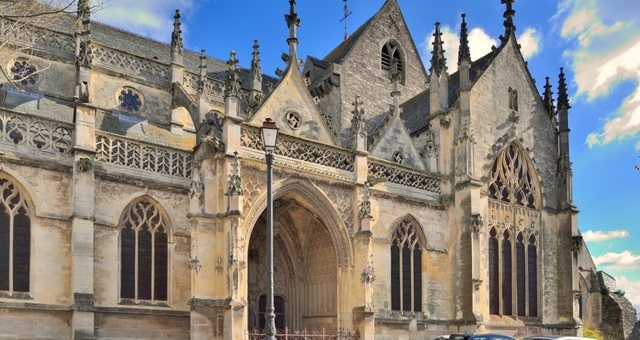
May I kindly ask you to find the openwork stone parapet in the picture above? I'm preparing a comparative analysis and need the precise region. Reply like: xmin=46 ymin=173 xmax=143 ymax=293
xmin=241 ymin=125 xmax=355 ymax=172
xmin=95 ymin=131 xmax=193 ymax=178
xmin=0 ymin=108 xmax=73 ymax=155
xmin=368 ymin=159 xmax=442 ymax=194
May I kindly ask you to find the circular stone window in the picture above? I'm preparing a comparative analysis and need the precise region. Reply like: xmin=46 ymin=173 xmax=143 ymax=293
xmin=393 ymin=150 xmax=405 ymax=165
xmin=117 ymin=87 xmax=143 ymax=112
xmin=285 ymin=111 xmax=302 ymax=130
xmin=10 ymin=58 xmax=38 ymax=86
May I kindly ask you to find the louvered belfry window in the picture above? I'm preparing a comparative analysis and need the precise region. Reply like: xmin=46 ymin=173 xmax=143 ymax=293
xmin=0 ymin=177 xmax=31 ymax=293
xmin=381 ymin=41 xmax=403 ymax=81
xmin=487 ymin=143 xmax=540 ymax=317
xmin=390 ymin=218 xmax=422 ymax=312
xmin=120 ymin=198 xmax=168 ymax=302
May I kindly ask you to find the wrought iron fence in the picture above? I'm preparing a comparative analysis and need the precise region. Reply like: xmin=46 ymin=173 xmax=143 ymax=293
xmin=248 ymin=328 xmax=359 ymax=340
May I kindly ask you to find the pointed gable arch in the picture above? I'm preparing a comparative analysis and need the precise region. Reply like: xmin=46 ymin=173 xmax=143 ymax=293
xmin=388 ymin=214 xmax=427 ymax=248
xmin=369 ymin=114 xmax=425 ymax=171
xmin=248 ymin=61 xmax=336 ymax=145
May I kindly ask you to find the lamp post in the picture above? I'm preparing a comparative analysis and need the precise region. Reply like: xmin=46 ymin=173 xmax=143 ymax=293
xmin=261 ymin=118 xmax=278 ymax=340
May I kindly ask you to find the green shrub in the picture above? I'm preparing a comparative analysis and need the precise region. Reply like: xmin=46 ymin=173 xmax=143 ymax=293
xmin=583 ymin=327 xmax=604 ymax=340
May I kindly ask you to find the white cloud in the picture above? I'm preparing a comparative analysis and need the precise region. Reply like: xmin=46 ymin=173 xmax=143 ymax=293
xmin=518 ymin=28 xmax=541 ymax=59
xmin=92 ymin=0 xmax=195 ymax=42
xmin=582 ymin=230 xmax=630 ymax=242
xmin=594 ymin=251 xmax=640 ymax=271
xmin=559 ymin=0 xmax=640 ymax=147
xmin=615 ymin=276 xmax=640 ymax=307
xmin=468 ymin=28 xmax=498 ymax=61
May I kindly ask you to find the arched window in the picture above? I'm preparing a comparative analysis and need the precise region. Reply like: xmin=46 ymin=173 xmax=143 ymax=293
xmin=390 ymin=218 xmax=422 ymax=312
xmin=0 ymin=177 xmax=31 ymax=293
xmin=502 ymin=230 xmax=512 ymax=315
xmin=488 ymin=143 xmax=541 ymax=317
xmin=381 ymin=41 xmax=403 ymax=81
xmin=528 ymin=235 xmax=538 ymax=317
xmin=120 ymin=198 xmax=169 ymax=302
xmin=516 ymin=233 xmax=526 ymax=316
xmin=489 ymin=228 xmax=499 ymax=315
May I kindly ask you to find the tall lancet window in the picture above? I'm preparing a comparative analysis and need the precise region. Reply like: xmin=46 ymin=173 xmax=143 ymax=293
xmin=0 ymin=176 xmax=31 ymax=293
xmin=390 ymin=218 xmax=423 ymax=312
xmin=120 ymin=198 xmax=169 ymax=302
xmin=487 ymin=143 xmax=541 ymax=317
xmin=381 ymin=41 xmax=404 ymax=82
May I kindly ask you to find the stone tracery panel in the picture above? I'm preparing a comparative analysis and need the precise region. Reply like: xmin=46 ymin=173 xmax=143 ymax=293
xmin=0 ymin=109 xmax=73 ymax=155
xmin=368 ymin=160 xmax=441 ymax=194
xmin=93 ymin=46 xmax=170 ymax=83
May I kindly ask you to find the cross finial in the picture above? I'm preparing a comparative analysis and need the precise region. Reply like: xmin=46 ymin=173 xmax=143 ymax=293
xmin=458 ymin=13 xmax=471 ymax=65
xmin=501 ymin=0 xmax=516 ymax=39
xmin=340 ymin=0 xmax=353 ymax=41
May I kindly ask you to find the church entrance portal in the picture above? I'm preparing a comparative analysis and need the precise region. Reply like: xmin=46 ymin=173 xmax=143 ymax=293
xmin=247 ymin=198 xmax=338 ymax=332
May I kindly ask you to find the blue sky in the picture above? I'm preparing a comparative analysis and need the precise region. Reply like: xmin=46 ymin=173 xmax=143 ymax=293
xmin=91 ymin=0 xmax=640 ymax=306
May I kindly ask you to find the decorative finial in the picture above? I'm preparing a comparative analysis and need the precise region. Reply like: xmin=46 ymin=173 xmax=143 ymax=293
xmin=251 ymin=40 xmax=263 ymax=84
xmin=458 ymin=14 xmax=471 ymax=65
xmin=285 ymin=0 xmax=300 ymax=58
xmin=172 ymin=9 xmax=184 ymax=55
xmin=543 ymin=77 xmax=555 ymax=115
xmin=225 ymin=152 xmax=243 ymax=196
xmin=198 ymin=49 xmax=207 ymax=96
xmin=351 ymin=94 xmax=365 ymax=136
xmin=430 ymin=22 xmax=447 ymax=76
xmin=501 ymin=0 xmax=516 ymax=40
xmin=77 ymin=0 xmax=90 ymax=21
xmin=340 ymin=0 xmax=353 ymax=41
xmin=225 ymin=51 xmax=241 ymax=99
xmin=557 ymin=67 xmax=570 ymax=111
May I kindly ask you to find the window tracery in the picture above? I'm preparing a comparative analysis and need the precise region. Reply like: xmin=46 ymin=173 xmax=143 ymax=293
xmin=118 ymin=88 xmax=142 ymax=112
xmin=487 ymin=143 xmax=540 ymax=317
xmin=0 ymin=176 xmax=31 ymax=294
xmin=120 ymin=198 xmax=168 ymax=302
xmin=10 ymin=59 xmax=38 ymax=86
xmin=390 ymin=218 xmax=422 ymax=312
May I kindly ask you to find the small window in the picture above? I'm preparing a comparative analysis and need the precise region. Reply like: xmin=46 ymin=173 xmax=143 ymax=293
xmin=508 ymin=87 xmax=519 ymax=111
xmin=381 ymin=41 xmax=403 ymax=81
xmin=393 ymin=150 xmax=405 ymax=164
xmin=285 ymin=111 xmax=302 ymax=130
xmin=118 ymin=88 xmax=143 ymax=112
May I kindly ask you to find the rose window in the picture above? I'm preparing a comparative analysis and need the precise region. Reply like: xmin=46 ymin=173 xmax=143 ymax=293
xmin=285 ymin=111 xmax=302 ymax=130
xmin=10 ymin=59 xmax=38 ymax=86
xmin=118 ymin=88 xmax=142 ymax=112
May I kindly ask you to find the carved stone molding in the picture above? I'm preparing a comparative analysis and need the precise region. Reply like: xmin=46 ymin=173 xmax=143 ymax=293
xmin=225 ymin=152 xmax=243 ymax=196
xmin=358 ymin=182 xmax=373 ymax=220
xmin=473 ymin=279 xmax=483 ymax=291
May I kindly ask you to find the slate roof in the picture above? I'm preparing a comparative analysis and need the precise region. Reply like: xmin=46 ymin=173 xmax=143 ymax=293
xmin=323 ymin=16 xmax=374 ymax=64
xmin=400 ymin=51 xmax=497 ymax=135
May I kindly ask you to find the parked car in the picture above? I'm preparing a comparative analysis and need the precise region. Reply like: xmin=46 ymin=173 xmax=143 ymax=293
xmin=445 ymin=334 xmax=515 ymax=340
xmin=520 ymin=336 xmax=596 ymax=340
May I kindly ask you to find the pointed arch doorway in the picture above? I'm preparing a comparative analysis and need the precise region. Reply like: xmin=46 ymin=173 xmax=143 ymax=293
xmin=247 ymin=197 xmax=338 ymax=332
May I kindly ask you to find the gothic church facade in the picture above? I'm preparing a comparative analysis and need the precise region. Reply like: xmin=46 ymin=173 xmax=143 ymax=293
xmin=0 ymin=0 xmax=633 ymax=339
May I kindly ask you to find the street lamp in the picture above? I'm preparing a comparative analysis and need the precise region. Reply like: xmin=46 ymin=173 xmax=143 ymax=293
xmin=261 ymin=118 xmax=278 ymax=340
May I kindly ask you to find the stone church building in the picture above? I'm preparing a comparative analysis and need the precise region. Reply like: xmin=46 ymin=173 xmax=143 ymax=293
xmin=0 ymin=0 xmax=636 ymax=339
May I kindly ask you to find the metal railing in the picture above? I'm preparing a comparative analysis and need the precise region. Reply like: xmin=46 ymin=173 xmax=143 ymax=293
xmin=248 ymin=328 xmax=359 ymax=340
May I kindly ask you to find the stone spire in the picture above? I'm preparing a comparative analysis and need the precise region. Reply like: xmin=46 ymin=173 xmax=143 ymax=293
xmin=75 ymin=0 xmax=92 ymax=102
xmin=285 ymin=0 xmax=301 ymax=61
xmin=171 ymin=10 xmax=184 ymax=57
xmin=430 ymin=22 xmax=447 ymax=76
xmin=458 ymin=14 xmax=471 ymax=66
xmin=501 ymin=0 xmax=516 ymax=41
xmin=557 ymin=67 xmax=571 ymax=113
xmin=250 ymin=40 xmax=263 ymax=92
xmin=543 ymin=77 xmax=555 ymax=117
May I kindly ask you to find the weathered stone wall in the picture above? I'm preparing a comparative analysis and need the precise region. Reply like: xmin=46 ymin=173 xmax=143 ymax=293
xmin=602 ymin=292 xmax=638 ymax=339
xmin=335 ymin=1 xmax=428 ymax=146
xmin=94 ymin=312 xmax=190 ymax=339
xmin=0 ymin=308 xmax=72 ymax=339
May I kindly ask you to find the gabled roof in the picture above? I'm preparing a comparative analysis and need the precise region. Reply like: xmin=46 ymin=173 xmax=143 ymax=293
xmin=323 ymin=16 xmax=374 ymax=64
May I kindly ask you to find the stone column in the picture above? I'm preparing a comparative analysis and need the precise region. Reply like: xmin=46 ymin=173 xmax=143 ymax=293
xmin=71 ymin=103 xmax=96 ymax=338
